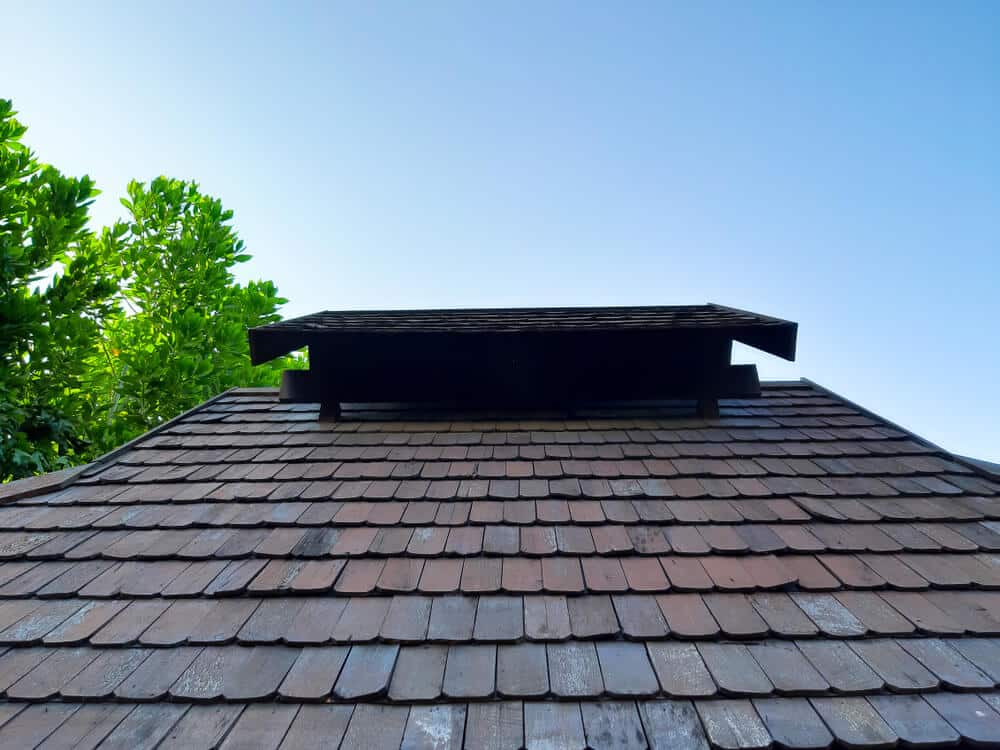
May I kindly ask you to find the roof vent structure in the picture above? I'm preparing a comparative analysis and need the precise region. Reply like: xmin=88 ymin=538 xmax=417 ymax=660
xmin=248 ymin=304 xmax=797 ymax=417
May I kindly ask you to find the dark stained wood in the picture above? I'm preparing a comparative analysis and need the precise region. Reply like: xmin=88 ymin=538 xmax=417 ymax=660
xmin=896 ymin=638 xmax=993 ymax=690
xmin=567 ymin=595 xmax=619 ymax=638
xmin=60 ymin=647 xmax=150 ymax=698
xmin=334 ymin=644 xmax=399 ymax=699
xmin=96 ymin=704 xmax=188 ymax=750
xmin=796 ymin=640 xmax=883 ymax=693
xmin=752 ymin=698 xmax=832 ymax=750
xmin=381 ymin=596 xmax=432 ymax=642
xmin=923 ymin=693 xmax=1000 ymax=745
xmin=656 ymin=594 xmax=719 ymax=638
xmin=34 ymin=704 xmax=133 ymax=750
xmin=747 ymin=642 xmax=829 ymax=695
xmin=339 ymin=704 xmax=409 ymax=750
xmin=850 ymin=639 xmax=938 ymax=692
xmin=524 ymin=702 xmax=586 ymax=750
xmin=464 ymin=702 xmax=523 ymax=750
xmin=833 ymin=592 xmax=914 ymax=635
xmin=696 ymin=643 xmax=773 ymax=696
xmin=497 ymin=643 xmax=549 ymax=697
xmin=473 ymin=596 xmax=524 ymax=641
xmin=157 ymin=705 xmax=243 ymax=750
xmin=115 ymin=646 xmax=201 ymax=700
xmin=442 ymin=644 xmax=496 ymax=698
xmin=596 ymin=641 xmax=659 ymax=697
xmin=748 ymin=592 xmax=818 ymax=637
xmin=401 ymin=705 xmax=466 ymax=750
xmin=524 ymin=595 xmax=571 ymax=640
xmin=388 ymin=645 xmax=448 ymax=701
xmin=90 ymin=600 xmax=171 ymax=646
xmin=6 ymin=646 xmax=98 ymax=699
xmin=548 ymin=642 xmax=604 ymax=697
xmin=790 ymin=593 xmax=866 ymax=637
xmin=278 ymin=705 xmax=353 ymax=750
xmin=696 ymin=700 xmax=771 ymax=750
xmin=278 ymin=646 xmax=349 ymax=700
xmin=581 ymin=701 xmax=647 ymax=750
xmin=702 ymin=593 xmax=768 ymax=638
xmin=427 ymin=595 xmax=476 ymax=641
xmin=866 ymin=695 xmax=959 ymax=748
xmin=613 ymin=595 xmax=670 ymax=639
xmin=0 ymin=704 xmax=80 ymax=750
xmin=218 ymin=704 xmax=298 ymax=750
xmin=331 ymin=597 xmax=391 ymax=642
xmin=810 ymin=697 xmax=898 ymax=750
xmin=638 ymin=700 xmax=710 ymax=750
xmin=285 ymin=599 xmax=348 ymax=645
xmin=647 ymin=642 xmax=715 ymax=697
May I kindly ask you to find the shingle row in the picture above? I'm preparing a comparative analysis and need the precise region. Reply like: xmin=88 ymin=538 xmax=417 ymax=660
xmin=0 ymin=638 xmax=997 ymax=703
xmin=115 ymin=449 xmax=965 ymax=478
xmin=3 ymin=695 xmax=997 ymax=750
xmin=6 ymin=554 xmax=1000 ymax=600
xmin=3 ymin=521 xmax=999 ymax=561
xmin=0 ymin=592 xmax=996 ymax=645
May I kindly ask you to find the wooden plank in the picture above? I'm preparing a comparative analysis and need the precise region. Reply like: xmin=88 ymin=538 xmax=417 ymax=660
xmin=646 ymin=643 xmax=715 ymax=697
xmin=525 ymin=702 xmax=586 ymax=750
xmin=497 ymin=643 xmax=548 ymax=697
xmin=0 ymin=704 xmax=79 ymax=750
xmin=388 ymin=645 xmax=448 ymax=701
xmin=524 ymin=595 xmax=571 ymax=640
xmin=923 ymin=693 xmax=1000 ymax=746
xmin=340 ymin=704 xmax=409 ymax=750
xmin=278 ymin=646 xmax=349 ymax=700
xmin=747 ymin=642 xmax=829 ymax=695
xmin=218 ymin=704 xmax=299 ymax=750
xmin=442 ymin=644 xmax=496 ymax=698
xmin=97 ymin=704 xmax=188 ymax=750
xmin=638 ymin=700 xmax=709 ymax=750
xmin=400 ymin=705 xmax=466 ymax=750
xmin=334 ymin=644 xmax=399 ymax=699
xmin=697 ymin=643 xmax=773 ymax=696
xmin=866 ymin=695 xmax=959 ymax=747
xmin=34 ymin=704 xmax=132 ymax=750
xmin=473 ymin=597 xmax=524 ymax=641
xmin=752 ymin=698 xmax=832 ymax=750
xmin=115 ymin=646 xmax=201 ymax=700
xmin=61 ymin=647 xmax=150 ymax=698
xmin=896 ymin=638 xmax=993 ymax=690
xmin=696 ymin=700 xmax=771 ymax=750
xmin=596 ymin=641 xmax=659 ymax=697
xmin=850 ymin=639 xmax=938 ymax=692
xmin=581 ymin=701 xmax=647 ymax=750
xmin=548 ymin=642 xmax=604 ymax=697
xmin=427 ymin=596 xmax=476 ymax=641
xmin=796 ymin=641 xmax=883 ymax=692
xmin=810 ymin=697 xmax=897 ymax=750
xmin=463 ymin=702 xmax=523 ymax=750
xmin=158 ymin=705 xmax=243 ymax=750
xmin=279 ymin=705 xmax=353 ymax=750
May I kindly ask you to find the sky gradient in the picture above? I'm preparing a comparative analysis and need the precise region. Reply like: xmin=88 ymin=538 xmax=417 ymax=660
xmin=5 ymin=2 xmax=998 ymax=460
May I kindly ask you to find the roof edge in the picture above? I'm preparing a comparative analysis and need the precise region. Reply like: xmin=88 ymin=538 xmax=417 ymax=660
xmin=801 ymin=377 xmax=1000 ymax=483
xmin=0 ymin=388 xmax=239 ymax=503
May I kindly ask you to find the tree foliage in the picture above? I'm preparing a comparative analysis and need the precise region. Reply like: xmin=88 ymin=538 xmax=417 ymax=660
xmin=0 ymin=100 xmax=296 ymax=481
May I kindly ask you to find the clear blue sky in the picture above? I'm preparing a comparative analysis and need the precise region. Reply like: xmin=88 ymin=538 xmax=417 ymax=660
xmin=5 ymin=2 xmax=998 ymax=460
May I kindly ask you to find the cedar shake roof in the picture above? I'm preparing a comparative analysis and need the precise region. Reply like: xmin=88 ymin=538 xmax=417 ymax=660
xmin=0 ymin=308 xmax=998 ymax=749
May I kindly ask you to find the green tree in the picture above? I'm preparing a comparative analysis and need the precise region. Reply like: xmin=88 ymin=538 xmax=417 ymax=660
xmin=1 ymin=100 xmax=298 ymax=481
xmin=88 ymin=178 xmax=293 ymax=450
xmin=0 ymin=100 xmax=119 ymax=479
